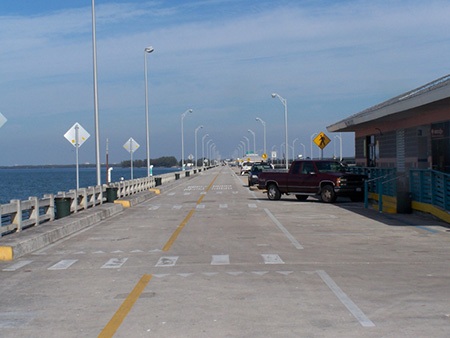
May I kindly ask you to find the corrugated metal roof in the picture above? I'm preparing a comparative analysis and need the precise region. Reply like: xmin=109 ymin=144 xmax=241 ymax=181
xmin=327 ymin=74 xmax=450 ymax=132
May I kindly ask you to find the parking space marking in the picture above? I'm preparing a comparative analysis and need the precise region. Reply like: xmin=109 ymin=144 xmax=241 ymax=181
xmin=211 ymin=255 xmax=230 ymax=265
xmin=155 ymin=256 xmax=179 ymax=267
xmin=219 ymin=204 xmax=228 ymax=209
xmin=101 ymin=258 xmax=128 ymax=269
xmin=2 ymin=260 xmax=33 ymax=271
xmin=264 ymin=208 xmax=303 ymax=249
xmin=248 ymin=203 xmax=257 ymax=208
xmin=261 ymin=254 xmax=284 ymax=264
xmin=316 ymin=270 xmax=375 ymax=327
xmin=48 ymin=259 xmax=78 ymax=270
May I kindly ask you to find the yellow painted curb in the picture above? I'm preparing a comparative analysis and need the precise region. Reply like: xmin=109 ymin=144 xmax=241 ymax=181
xmin=114 ymin=200 xmax=131 ymax=208
xmin=149 ymin=189 xmax=160 ymax=194
xmin=0 ymin=247 xmax=13 ymax=261
xmin=412 ymin=201 xmax=450 ymax=224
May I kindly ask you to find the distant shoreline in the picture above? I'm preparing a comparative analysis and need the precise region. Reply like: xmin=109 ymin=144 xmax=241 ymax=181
xmin=0 ymin=164 xmax=179 ymax=169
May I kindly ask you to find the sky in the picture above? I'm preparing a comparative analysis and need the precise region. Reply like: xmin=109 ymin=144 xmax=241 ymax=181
xmin=1 ymin=0 xmax=450 ymax=166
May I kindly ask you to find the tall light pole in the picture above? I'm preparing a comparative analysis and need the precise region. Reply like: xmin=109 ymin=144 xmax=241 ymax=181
xmin=272 ymin=93 xmax=288 ymax=169
xmin=255 ymin=117 xmax=266 ymax=156
xmin=335 ymin=133 xmax=343 ymax=161
xmin=310 ymin=132 xmax=317 ymax=160
xmin=206 ymin=139 xmax=212 ymax=166
xmin=202 ymin=134 xmax=209 ymax=168
xmin=243 ymin=136 xmax=250 ymax=155
xmin=181 ymin=109 xmax=193 ymax=170
xmin=194 ymin=125 xmax=203 ymax=169
xmin=240 ymin=140 xmax=246 ymax=157
xmin=144 ymin=46 xmax=154 ymax=176
xmin=91 ymin=0 xmax=101 ymax=185
xmin=209 ymin=143 xmax=215 ymax=166
xmin=248 ymin=129 xmax=256 ymax=154
xmin=300 ymin=143 xmax=306 ymax=158
xmin=292 ymin=138 xmax=299 ymax=162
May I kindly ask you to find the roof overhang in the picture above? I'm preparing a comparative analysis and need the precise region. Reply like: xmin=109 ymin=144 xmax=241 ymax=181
xmin=327 ymin=75 xmax=450 ymax=133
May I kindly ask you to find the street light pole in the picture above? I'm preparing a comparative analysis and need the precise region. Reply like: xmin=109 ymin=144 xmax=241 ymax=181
xmin=243 ymin=136 xmax=250 ymax=155
xmin=292 ymin=138 xmax=299 ymax=162
xmin=91 ymin=0 xmax=101 ymax=185
xmin=181 ymin=109 xmax=193 ymax=170
xmin=144 ymin=46 xmax=154 ymax=176
xmin=300 ymin=143 xmax=306 ymax=158
xmin=256 ymin=117 xmax=266 ymax=156
xmin=202 ymin=134 xmax=209 ymax=168
xmin=240 ymin=140 xmax=246 ymax=157
xmin=310 ymin=133 xmax=317 ymax=160
xmin=272 ymin=93 xmax=288 ymax=169
xmin=194 ymin=125 xmax=203 ymax=169
xmin=248 ymin=129 xmax=256 ymax=154
xmin=206 ymin=139 xmax=212 ymax=166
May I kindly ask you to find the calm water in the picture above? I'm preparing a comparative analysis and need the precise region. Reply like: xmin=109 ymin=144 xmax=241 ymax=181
xmin=0 ymin=167 xmax=180 ymax=204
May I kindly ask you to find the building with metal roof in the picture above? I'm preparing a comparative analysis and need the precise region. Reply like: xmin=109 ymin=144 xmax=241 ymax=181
xmin=327 ymin=74 xmax=450 ymax=173
xmin=327 ymin=75 xmax=450 ymax=220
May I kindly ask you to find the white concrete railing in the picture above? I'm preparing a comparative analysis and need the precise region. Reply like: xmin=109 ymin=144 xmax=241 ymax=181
xmin=0 ymin=167 xmax=213 ymax=237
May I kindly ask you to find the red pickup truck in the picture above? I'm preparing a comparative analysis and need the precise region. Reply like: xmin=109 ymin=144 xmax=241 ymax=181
xmin=257 ymin=160 xmax=366 ymax=203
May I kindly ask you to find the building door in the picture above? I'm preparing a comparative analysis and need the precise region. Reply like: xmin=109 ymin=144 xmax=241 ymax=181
xmin=431 ymin=122 xmax=450 ymax=173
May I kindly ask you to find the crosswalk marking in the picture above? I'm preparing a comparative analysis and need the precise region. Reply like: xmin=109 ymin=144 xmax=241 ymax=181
xmin=101 ymin=258 xmax=128 ymax=269
xmin=211 ymin=255 xmax=230 ymax=265
xmin=219 ymin=204 xmax=228 ymax=208
xmin=262 ymin=254 xmax=284 ymax=264
xmin=168 ymin=192 xmax=175 ymax=196
xmin=3 ymin=260 xmax=33 ymax=271
xmin=248 ymin=203 xmax=257 ymax=208
xmin=172 ymin=205 xmax=182 ymax=210
xmin=196 ymin=204 xmax=205 ymax=209
xmin=148 ymin=205 xmax=160 ymax=210
xmin=48 ymin=259 xmax=78 ymax=270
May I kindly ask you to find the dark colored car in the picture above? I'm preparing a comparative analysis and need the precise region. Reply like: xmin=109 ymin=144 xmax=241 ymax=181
xmin=248 ymin=163 xmax=274 ymax=186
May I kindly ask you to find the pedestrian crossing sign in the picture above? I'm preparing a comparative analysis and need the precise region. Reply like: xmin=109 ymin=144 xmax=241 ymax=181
xmin=313 ymin=132 xmax=331 ymax=149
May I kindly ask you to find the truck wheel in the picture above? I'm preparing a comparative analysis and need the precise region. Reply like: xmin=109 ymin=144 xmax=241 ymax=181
xmin=295 ymin=195 xmax=308 ymax=201
xmin=321 ymin=185 xmax=336 ymax=203
xmin=267 ymin=184 xmax=281 ymax=200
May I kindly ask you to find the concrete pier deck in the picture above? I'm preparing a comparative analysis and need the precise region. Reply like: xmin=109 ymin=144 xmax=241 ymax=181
xmin=1 ymin=166 xmax=450 ymax=337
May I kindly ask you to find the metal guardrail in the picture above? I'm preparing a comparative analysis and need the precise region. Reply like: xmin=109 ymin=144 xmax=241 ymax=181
xmin=410 ymin=169 xmax=450 ymax=212
xmin=0 ymin=167 xmax=213 ymax=237
xmin=349 ymin=167 xmax=397 ymax=197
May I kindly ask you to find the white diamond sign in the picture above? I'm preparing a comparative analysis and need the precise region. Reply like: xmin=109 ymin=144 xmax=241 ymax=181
xmin=123 ymin=138 xmax=140 ymax=153
xmin=0 ymin=113 xmax=7 ymax=129
xmin=64 ymin=123 xmax=90 ymax=147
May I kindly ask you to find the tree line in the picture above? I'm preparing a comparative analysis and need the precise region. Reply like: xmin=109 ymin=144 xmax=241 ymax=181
xmin=119 ymin=156 xmax=178 ymax=168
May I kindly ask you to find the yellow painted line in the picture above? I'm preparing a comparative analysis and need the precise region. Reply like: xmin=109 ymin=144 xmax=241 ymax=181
xmin=162 ymin=168 xmax=224 ymax=251
xmin=149 ymin=189 xmax=160 ymax=194
xmin=98 ymin=274 xmax=152 ymax=338
xmin=0 ymin=247 xmax=13 ymax=261
xmin=162 ymin=209 xmax=195 ymax=251
xmin=412 ymin=201 xmax=450 ymax=224
xmin=114 ymin=200 xmax=131 ymax=208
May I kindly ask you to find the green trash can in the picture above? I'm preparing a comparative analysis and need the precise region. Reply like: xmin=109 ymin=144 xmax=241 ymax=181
xmin=106 ymin=187 xmax=118 ymax=203
xmin=155 ymin=177 xmax=162 ymax=186
xmin=175 ymin=173 xmax=180 ymax=180
xmin=55 ymin=197 xmax=72 ymax=219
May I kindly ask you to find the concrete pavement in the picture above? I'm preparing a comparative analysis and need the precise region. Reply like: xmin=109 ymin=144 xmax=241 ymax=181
xmin=1 ymin=165 xmax=450 ymax=337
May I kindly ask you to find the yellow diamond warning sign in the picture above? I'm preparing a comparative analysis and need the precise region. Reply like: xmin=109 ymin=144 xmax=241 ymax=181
xmin=313 ymin=132 xmax=331 ymax=150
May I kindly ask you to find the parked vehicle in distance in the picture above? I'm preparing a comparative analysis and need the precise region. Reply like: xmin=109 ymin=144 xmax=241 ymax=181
xmin=240 ymin=162 xmax=253 ymax=175
xmin=248 ymin=162 xmax=274 ymax=186
xmin=257 ymin=160 xmax=366 ymax=203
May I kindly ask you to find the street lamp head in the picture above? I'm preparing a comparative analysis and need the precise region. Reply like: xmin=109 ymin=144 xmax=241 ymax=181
xmin=145 ymin=46 xmax=154 ymax=53
xmin=271 ymin=93 xmax=277 ymax=98
xmin=189 ymin=109 xmax=193 ymax=113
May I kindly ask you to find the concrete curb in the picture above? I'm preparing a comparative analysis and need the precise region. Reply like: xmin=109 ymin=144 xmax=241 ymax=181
xmin=114 ymin=190 xmax=156 ymax=208
xmin=0 ymin=203 xmax=123 ymax=261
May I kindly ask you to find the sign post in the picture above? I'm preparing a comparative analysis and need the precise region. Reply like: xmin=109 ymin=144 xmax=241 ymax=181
xmin=64 ymin=123 xmax=90 ymax=190
xmin=313 ymin=132 xmax=331 ymax=159
xmin=123 ymin=138 xmax=140 ymax=180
